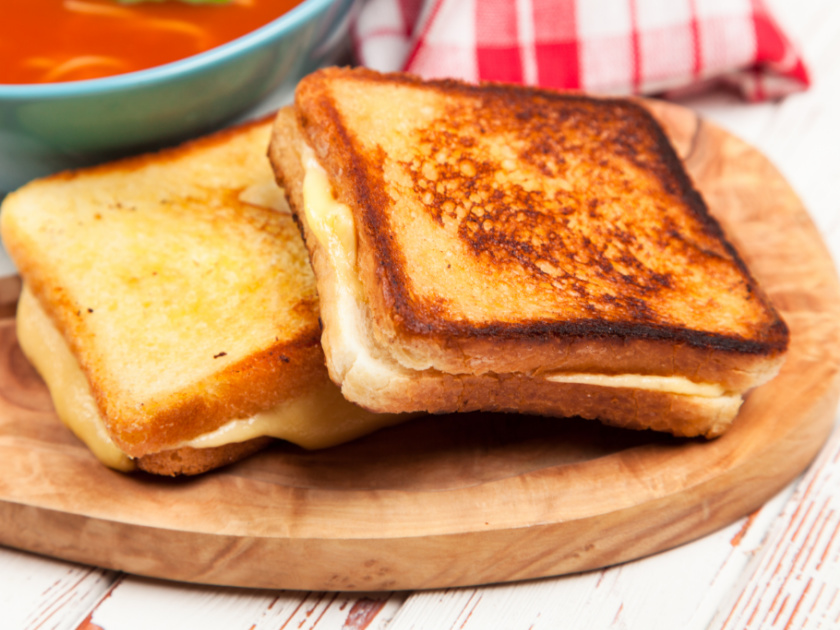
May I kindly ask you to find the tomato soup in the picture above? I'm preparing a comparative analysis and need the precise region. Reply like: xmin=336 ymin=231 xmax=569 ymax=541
xmin=1 ymin=0 xmax=304 ymax=84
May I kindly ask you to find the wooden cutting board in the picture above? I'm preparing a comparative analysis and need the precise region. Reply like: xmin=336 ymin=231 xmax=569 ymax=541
xmin=0 ymin=101 xmax=838 ymax=592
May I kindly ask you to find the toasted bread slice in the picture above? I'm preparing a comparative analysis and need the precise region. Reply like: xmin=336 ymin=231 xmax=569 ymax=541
xmin=268 ymin=67 xmax=788 ymax=438
xmin=2 ymin=116 xmax=403 ymax=475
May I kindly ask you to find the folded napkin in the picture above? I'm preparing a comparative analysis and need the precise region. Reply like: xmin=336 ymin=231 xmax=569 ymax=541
xmin=353 ymin=0 xmax=809 ymax=101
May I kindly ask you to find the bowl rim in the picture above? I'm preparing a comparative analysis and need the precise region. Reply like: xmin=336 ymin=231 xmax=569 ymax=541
xmin=0 ymin=0 xmax=339 ymax=98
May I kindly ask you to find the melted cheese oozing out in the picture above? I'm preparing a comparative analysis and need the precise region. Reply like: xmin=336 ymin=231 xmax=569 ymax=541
xmin=17 ymin=287 xmax=135 ymax=471
xmin=301 ymin=143 xmax=401 ymax=385
xmin=300 ymin=144 xmax=731 ymax=400
xmin=301 ymin=146 xmax=358 ymax=295
xmin=17 ymin=286 xmax=405 ymax=470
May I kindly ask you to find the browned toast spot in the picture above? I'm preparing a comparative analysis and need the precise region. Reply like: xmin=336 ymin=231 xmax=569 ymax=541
xmin=294 ymin=68 xmax=787 ymax=358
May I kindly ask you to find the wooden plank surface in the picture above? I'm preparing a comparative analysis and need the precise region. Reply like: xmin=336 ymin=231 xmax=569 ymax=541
xmin=0 ymin=101 xmax=838 ymax=594
xmin=715 ymin=425 xmax=840 ymax=629
xmin=83 ymin=582 xmax=406 ymax=630
xmin=0 ymin=552 xmax=117 ymax=630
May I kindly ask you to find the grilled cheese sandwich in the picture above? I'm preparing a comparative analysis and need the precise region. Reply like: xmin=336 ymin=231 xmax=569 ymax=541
xmin=2 ymin=116 xmax=403 ymax=475
xmin=269 ymin=67 xmax=788 ymax=438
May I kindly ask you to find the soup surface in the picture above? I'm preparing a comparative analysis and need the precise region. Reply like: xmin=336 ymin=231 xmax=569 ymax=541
xmin=1 ymin=0 xmax=303 ymax=84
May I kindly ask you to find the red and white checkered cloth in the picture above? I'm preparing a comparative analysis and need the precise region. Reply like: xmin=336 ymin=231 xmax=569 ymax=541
xmin=353 ymin=0 xmax=809 ymax=101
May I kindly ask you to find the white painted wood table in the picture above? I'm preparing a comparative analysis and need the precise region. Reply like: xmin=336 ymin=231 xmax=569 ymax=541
xmin=2 ymin=0 xmax=839 ymax=627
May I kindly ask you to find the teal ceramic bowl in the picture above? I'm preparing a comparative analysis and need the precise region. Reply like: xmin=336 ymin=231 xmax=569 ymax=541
xmin=0 ymin=0 xmax=358 ymax=193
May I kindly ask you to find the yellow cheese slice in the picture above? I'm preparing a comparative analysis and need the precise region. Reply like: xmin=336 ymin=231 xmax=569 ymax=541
xmin=18 ymin=287 xmax=135 ymax=471
xmin=544 ymin=372 xmax=727 ymax=397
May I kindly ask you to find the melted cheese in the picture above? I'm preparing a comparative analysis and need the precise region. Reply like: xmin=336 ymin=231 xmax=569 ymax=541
xmin=301 ymin=147 xmax=357 ymax=271
xmin=16 ymin=286 xmax=406 ymax=470
xmin=17 ymin=287 xmax=135 ymax=471
xmin=301 ymin=144 xmax=400 ymax=384
xmin=544 ymin=372 xmax=727 ymax=397
xmin=300 ymin=144 xmax=733 ymax=400
xmin=179 ymin=381 xmax=404 ymax=450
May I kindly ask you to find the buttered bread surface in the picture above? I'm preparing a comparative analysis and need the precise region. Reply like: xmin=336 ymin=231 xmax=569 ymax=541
xmin=269 ymin=68 xmax=790 ymax=438
xmin=293 ymin=70 xmax=787 ymax=365
xmin=1 ymin=120 xmax=323 ymax=456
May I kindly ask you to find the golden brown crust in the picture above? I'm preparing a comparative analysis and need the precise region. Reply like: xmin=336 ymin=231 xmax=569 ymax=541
xmin=7 ymin=216 xmax=324 ymax=457
xmin=290 ymin=67 xmax=788 ymax=382
xmin=105 ymin=337 xmax=327 ymax=456
xmin=2 ymin=116 xmax=327 ymax=463
xmin=270 ymin=101 xmax=752 ymax=440
xmin=135 ymin=437 xmax=273 ymax=476
xmin=270 ymin=111 xmax=783 ymax=391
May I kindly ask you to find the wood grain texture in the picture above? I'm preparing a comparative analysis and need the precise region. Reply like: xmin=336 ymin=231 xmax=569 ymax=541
xmin=715 ymin=421 xmax=840 ymax=629
xmin=0 ymin=547 xmax=118 ymax=630
xmin=0 ymin=101 xmax=837 ymax=592
xmin=87 ymin=583 xmax=405 ymax=630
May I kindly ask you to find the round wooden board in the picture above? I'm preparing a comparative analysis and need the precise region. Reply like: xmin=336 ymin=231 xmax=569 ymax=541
xmin=0 ymin=101 xmax=838 ymax=592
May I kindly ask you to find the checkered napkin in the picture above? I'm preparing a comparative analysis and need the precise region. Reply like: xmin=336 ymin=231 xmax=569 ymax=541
xmin=353 ymin=0 xmax=809 ymax=101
